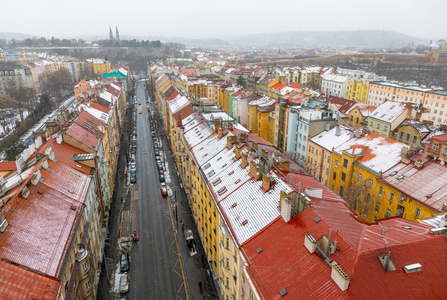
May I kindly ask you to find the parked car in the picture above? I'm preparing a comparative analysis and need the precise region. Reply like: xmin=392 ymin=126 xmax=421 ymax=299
xmin=130 ymin=175 xmax=136 ymax=183
xmin=159 ymin=174 xmax=165 ymax=182
xmin=160 ymin=182 xmax=167 ymax=196
xmin=120 ymin=253 xmax=129 ymax=272
xmin=158 ymin=169 xmax=164 ymax=175
xmin=155 ymin=150 xmax=159 ymax=156
xmin=120 ymin=274 xmax=129 ymax=294
xmin=157 ymin=163 xmax=163 ymax=171
xmin=153 ymin=142 xmax=159 ymax=148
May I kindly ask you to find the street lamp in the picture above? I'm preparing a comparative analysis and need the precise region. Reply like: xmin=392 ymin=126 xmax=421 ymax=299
xmin=170 ymin=184 xmax=180 ymax=224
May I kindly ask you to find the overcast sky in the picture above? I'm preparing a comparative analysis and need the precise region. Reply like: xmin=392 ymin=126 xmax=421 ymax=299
xmin=2 ymin=0 xmax=446 ymax=40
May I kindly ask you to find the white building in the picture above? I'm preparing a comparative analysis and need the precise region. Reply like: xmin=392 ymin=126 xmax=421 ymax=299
xmin=320 ymin=74 xmax=350 ymax=98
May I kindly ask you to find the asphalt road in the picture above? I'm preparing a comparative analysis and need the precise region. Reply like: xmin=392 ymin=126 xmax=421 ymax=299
xmin=127 ymin=82 xmax=185 ymax=300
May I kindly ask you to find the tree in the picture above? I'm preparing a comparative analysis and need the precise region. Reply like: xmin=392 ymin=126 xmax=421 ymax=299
xmin=2 ymin=136 xmax=26 ymax=161
xmin=236 ymin=76 xmax=246 ymax=88
xmin=5 ymin=80 xmax=36 ymax=122
xmin=38 ymin=68 xmax=73 ymax=103
xmin=343 ymin=173 xmax=375 ymax=222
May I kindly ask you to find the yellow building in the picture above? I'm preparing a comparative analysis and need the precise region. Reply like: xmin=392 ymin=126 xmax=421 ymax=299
xmin=346 ymin=103 xmax=376 ymax=128
xmin=88 ymin=58 xmax=111 ymax=76
xmin=306 ymin=125 xmax=353 ymax=186
xmin=328 ymin=131 xmax=410 ymax=223
xmin=347 ymin=78 xmax=370 ymax=103
xmin=247 ymin=97 xmax=276 ymax=142
xmin=0 ymin=50 xmax=5 ymax=62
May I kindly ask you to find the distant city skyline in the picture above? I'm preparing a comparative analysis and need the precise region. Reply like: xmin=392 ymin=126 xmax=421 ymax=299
xmin=2 ymin=0 xmax=447 ymax=40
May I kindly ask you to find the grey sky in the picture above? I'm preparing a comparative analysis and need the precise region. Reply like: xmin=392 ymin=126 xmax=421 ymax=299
xmin=2 ymin=0 xmax=446 ymax=40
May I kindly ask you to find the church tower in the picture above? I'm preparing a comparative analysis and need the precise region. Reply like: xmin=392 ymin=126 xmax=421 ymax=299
xmin=116 ymin=26 xmax=120 ymax=40
xmin=109 ymin=26 xmax=114 ymax=40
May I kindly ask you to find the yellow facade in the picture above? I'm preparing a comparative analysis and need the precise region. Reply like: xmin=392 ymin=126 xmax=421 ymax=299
xmin=306 ymin=140 xmax=332 ymax=186
xmin=218 ymin=221 xmax=241 ymax=300
xmin=346 ymin=106 xmax=367 ymax=128
xmin=347 ymin=79 xmax=369 ymax=103
xmin=0 ymin=50 xmax=5 ymax=62
xmin=247 ymin=105 xmax=258 ymax=134
xmin=92 ymin=60 xmax=111 ymax=76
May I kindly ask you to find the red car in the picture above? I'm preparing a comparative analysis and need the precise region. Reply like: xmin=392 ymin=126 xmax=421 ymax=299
xmin=160 ymin=184 xmax=167 ymax=196
xmin=159 ymin=169 xmax=164 ymax=175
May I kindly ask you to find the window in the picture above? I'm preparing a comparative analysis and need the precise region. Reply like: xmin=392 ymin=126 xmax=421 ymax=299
xmin=343 ymin=159 xmax=348 ymax=168
xmin=335 ymin=160 xmax=338 ymax=168
xmin=379 ymin=186 xmax=383 ymax=196
xmin=339 ymin=186 xmax=344 ymax=196
xmin=86 ymin=280 xmax=91 ymax=289
xmin=433 ymin=142 xmax=440 ymax=151
xmin=385 ymin=209 xmax=391 ymax=218
xmin=399 ymin=131 xmax=403 ymax=138
xmin=375 ymin=202 xmax=380 ymax=212
xmin=383 ymin=126 xmax=387 ymax=132
xmin=388 ymin=193 xmax=394 ymax=203
xmin=413 ymin=136 xmax=417 ymax=143
xmin=358 ymin=173 xmax=362 ymax=182
xmin=333 ymin=172 xmax=337 ymax=180
xmin=331 ymin=185 xmax=335 ymax=191
xmin=406 ymin=133 xmax=410 ymax=141
xmin=443 ymin=147 xmax=447 ymax=156
xmin=368 ymin=179 xmax=373 ymax=187
xmin=415 ymin=208 xmax=421 ymax=220
xmin=376 ymin=124 xmax=380 ymax=130
xmin=366 ymin=194 xmax=371 ymax=202
xmin=341 ymin=172 xmax=346 ymax=181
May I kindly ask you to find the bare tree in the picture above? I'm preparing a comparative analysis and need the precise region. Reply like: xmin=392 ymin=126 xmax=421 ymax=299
xmin=343 ymin=171 xmax=375 ymax=222
xmin=38 ymin=68 xmax=73 ymax=104
xmin=5 ymin=80 xmax=36 ymax=122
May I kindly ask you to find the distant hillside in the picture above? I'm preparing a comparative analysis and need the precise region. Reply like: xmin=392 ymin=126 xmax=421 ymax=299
xmin=225 ymin=30 xmax=427 ymax=48
xmin=0 ymin=32 xmax=37 ymax=40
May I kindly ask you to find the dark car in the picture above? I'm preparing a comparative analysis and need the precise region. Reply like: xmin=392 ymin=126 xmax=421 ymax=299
xmin=159 ymin=174 xmax=165 ymax=182
xmin=120 ymin=253 xmax=129 ymax=272
xmin=155 ymin=150 xmax=159 ymax=156
xmin=157 ymin=163 xmax=163 ymax=171
xmin=131 ymin=175 xmax=136 ymax=183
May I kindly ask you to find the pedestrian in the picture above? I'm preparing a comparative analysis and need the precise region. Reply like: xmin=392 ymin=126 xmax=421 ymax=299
xmin=198 ymin=281 xmax=203 ymax=293
xmin=181 ymin=222 xmax=185 ymax=234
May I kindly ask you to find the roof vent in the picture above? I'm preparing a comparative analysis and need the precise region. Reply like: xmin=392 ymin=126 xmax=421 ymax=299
xmin=279 ymin=288 xmax=287 ymax=296
xmin=256 ymin=247 xmax=263 ymax=253
xmin=37 ymin=190 xmax=44 ymax=195
xmin=242 ymin=220 xmax=248 ymax=226
xmin=70 ymin=206 xmax=77 ymax=211
xmin=68 ymin=189 xmax=74 ymax=194
xmin=404 ymin=263 xmax=422 ymax=274
xmin=314 ymin=217 xmax=321 ymax=223
xmin=331 ymin=261 xmax=350 ymax=291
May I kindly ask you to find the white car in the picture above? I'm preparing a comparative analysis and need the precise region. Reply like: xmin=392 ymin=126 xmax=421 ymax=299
xmin=120 ymin=274 xmax=129 ymax=294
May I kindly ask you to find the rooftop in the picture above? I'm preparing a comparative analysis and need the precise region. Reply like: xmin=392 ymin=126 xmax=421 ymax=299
xmin=369 ymin=101 xmax=408 ymax=123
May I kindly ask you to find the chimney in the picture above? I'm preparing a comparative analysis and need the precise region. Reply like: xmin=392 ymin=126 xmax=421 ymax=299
xmin=35 ymin=136 xmax=43 ymax=149
xmin=15 ymin=156 xmax=24 ymax=174
xmin=41 ymin=159 xmax=49 ymax=170
xmin=45 ymin=147 xmax=56 ymax=161
xmin=274 ymin=159 xmax=290 ymax=172
xmin=325 ymin=122 xmax=331 ymax=131
xmin=262 ymin=173 xmax=271 ymax=192
xmin=214 ymin=122 xmax=222 ymax=132
xmin=261 ymin=149 xmax=269 ymax=160
xmin=252 ymin=141 xmax=259 ymax=151
xmin=280 ymin=190 xmax=292 ymax=222
xmin=235 ymin=145 xmax=242 ymax=159
xmin=250 ymin=160 xmax=261 ymax=180
xmin=30 ymin=170 xmax=42 ymax=186
xmin=335 ymin=125 xmax=341 ymax=136
xmin=21 ymin=185 xmax=30 ymax=199
xmin=226 ymin=135 xmax=236 ymax=149
xmin=414 ymin=160 xmax=424 ymax=169
xmin=331 ymin=262 xmax=350 ymax=292
xmin=304 ymin=233 xmax=317 ymax=253
xmin=354 ymin=130 xmax=361 ymax=138
xmin=228 ymin=123 xmax=234 ymax=130
xmin=56 ymin=133 xmax=63 ymax=144
xmin=241 ymin=152 xmax=248 ymax=169
xmin=239 ymin=132 xmax=248 ymax=141
xmin=305 ymin=187 xmax=323 ymax=199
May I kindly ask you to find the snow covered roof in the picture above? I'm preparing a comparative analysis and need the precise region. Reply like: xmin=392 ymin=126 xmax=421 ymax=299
xmin=369 ymin=101 xmax=407 ymax=123
xmin=99 ymin=91 xmax=116 ymax=104
xmin=334 ymin=132 xmax=409 ymax=174
xmin=310 ymin=126 xmax=353 ymax=151
xmin=248 ymin=96 xmax=275 ymax=107
xmin=321 ymin=74 xmax=349 ymax=83
xmin=78 ymin=104 xmax=110 ymax=124
xmin=202 ymin=112 xmax=233 ymax=122
xmin=168 ymin=95 xmax=190 ymax=115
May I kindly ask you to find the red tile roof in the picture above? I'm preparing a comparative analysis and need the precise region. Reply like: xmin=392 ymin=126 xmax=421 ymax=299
xmin=0 ymin=161 xmax=17 ymax=178
xmin=271 ymin=83 xmax=285 ymax=91
xmin=66 ymin=123 xmax=100 ymax=150
xmin=329 ymin=96 xmax=358 ymax=114
xmin=243 ymin=202 xmax=446 ymax=299
xmin=0 ymin=160 xmax=90 ymax=277
xmin=279 ymin=91 xmax=307 ymax=106
xmin=287 ymin=82 xmax=302 ymax=89
xmin=0 ymin=260 xmax=62 ymax=300
xmin=90 ymin=102 xmax=109 ymax=113
xmin=173 ymin=105 xmax=195 ymax=124
xmin=179 ymin=68 xmax=197 ymax=77
xmin=37 ymin=138 xmax=92 ymax=174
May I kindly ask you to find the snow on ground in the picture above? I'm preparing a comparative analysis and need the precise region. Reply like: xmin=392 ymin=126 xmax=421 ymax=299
xmin=113 ymin=262 xmax=122 ymax=294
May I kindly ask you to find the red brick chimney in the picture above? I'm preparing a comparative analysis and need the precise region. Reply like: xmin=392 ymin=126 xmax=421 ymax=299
xmin=226 ymin=135 xmax=236 ymax=149
xmin=218 ymin=127 xmax=223 ymax=139
xmin=250 ymin=161 xmax=261 ymax=180
xmin=235 ymin=145 xmax=242 ymax=159
xmin=262 ymin=173 xmax=271 ymax=192
xmin=241 ymin=152 xmax=248 ymax=169
xmin=274 ymin=159 xmax=290 ymax=172
xmin=252 ymin=141 xmax=259 ymax=151
xmin=262 ymin=149 xmax=268 ymax=160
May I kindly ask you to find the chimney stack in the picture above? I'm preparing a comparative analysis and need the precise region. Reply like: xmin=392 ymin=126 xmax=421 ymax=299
xmin=252 ymin=141 xmax=259 ymax=151
xmin=239 ymin=132 xmax=248 ymax=141
xmin=241 ymin=152 xmax=248 ymax=169
xmin=261 ymin=149 xmax=269 ymax=160
xmin=226 ymin=135 xmax=236 ymax=149
xmin=262 ymin=173 xmax=271 ymax=192
xmin=218 ymin=126 xmax=223 ymax=138
xmin=235 ymin=145 xmax=242 ymax=159
xmin=280 ymin=191 xmax=292 ymax=222
xmin=250 ymin=160 xmax=261 ymax=180
xmin=274 ymin=159 xmax=290 ymax=172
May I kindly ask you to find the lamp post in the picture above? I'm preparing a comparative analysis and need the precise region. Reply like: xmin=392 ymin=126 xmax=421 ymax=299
xmin=170 ymin=184 xmax=180 ymax=225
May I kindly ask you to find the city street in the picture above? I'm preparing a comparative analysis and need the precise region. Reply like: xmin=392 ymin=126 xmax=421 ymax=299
xmin=127 ymin=82 xmax=183 ymax=299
